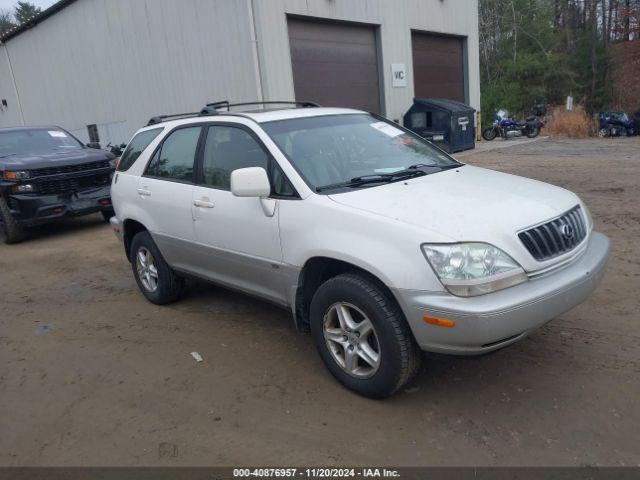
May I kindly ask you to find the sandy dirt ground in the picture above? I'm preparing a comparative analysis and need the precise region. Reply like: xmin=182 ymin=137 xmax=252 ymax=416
xmin=0 ymin=137 xmax=638 ymax=467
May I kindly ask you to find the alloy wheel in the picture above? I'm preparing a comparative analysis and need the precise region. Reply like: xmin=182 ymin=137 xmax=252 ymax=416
xmin=323 ymin=302 xmax=381 ymax=378
xmin=136 ymin=247 xmax=159 ymax=292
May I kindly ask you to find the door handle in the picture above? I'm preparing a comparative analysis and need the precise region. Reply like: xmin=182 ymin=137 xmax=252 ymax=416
xmin=137 ymin=188 xmax=151 ymax=197
xmin=193 ymin=199 xmax=215 ymax=209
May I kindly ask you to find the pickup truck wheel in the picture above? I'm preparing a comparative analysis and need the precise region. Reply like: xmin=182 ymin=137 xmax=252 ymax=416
xmin=0 ymin=196 xmax=26 ymax=244
xmin=310 ymin=273 xmax=421 ymax=398
xmin=130 ymin=231 xmax=183 ymax=304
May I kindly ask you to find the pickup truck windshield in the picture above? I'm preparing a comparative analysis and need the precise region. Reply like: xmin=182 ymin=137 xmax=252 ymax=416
xmin=0 ymin=128 xmax=84 ymax=157
xmin=262 ymin=113 xmax=461 ymax=192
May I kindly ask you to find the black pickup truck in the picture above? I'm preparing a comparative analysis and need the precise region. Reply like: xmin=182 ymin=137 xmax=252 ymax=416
xmin=0 ymin=126 xmax=116 ymax=244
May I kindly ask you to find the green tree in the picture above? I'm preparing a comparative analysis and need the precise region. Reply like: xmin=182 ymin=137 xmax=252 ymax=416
xmin=0 ymin=9 xmax=16 ymax=36
xmin=479 ymin=0 xmax=619 ymax=122
xmin=14 ymin=1 xmax=41 ymax=24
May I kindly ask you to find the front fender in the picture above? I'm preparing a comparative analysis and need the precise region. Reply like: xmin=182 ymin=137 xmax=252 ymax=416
xmin=279 ymin=196 xmax=448 ymax=293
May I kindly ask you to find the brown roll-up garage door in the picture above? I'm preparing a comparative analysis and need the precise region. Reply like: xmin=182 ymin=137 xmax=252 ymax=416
xmin=287 ymin=18 xmax=381 ymax=113
xmin=412 ymin=31 xmax=465 ymax=102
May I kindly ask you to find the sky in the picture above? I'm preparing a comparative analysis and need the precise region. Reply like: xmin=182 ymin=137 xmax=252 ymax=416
xmin=0 ymin=0 xmax=57 ymax=14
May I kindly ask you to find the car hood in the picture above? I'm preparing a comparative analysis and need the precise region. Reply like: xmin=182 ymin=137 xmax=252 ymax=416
xmin=1 ymin=149 xmax=114 ymax=170
xmin=328 ymin=165 xmax=582 ymax=270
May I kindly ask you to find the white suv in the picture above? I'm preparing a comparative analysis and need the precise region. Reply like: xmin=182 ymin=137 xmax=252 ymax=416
xmin=110 ymin=102 xmax=609 ymax=397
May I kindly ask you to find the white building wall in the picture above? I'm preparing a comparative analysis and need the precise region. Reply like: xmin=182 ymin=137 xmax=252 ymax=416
xmin=253 ymin=0 xmax=480 ymax=122
xmin=0 ymin=45 xmax=23 ymax=126
xmin=0 ymin=0 xmax=261 ymax=144
xmin=0 ymin=0 xmax=479 ymax=142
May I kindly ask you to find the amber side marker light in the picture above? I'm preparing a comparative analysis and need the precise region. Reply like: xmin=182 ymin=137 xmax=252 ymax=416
xmin=423 ymin=315 xmax=456 ymax=328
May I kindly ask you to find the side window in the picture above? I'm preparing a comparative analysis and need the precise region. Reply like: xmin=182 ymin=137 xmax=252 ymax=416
xmin=202 ymin=126 xmax=269 ymax=190
xmin=145 ymin=127 xmax=201 ymax=182
xmin=117 ymin=128 xmax=163 ymax=172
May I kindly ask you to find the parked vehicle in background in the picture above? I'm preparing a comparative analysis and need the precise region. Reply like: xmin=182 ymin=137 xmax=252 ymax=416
xmin=110 ymin=101 xmax=609 ymax=398
xmin=482 ymin=108 xmax=544 ymax=141
xmin=0 ymin=126 xmax=116 ymax=244
xmin=598 ymin=111 xmax=636 ymax=137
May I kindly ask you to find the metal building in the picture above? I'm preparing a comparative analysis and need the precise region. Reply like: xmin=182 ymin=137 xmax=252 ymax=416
xmin=0 ymin=0 xmax=480 ymax=145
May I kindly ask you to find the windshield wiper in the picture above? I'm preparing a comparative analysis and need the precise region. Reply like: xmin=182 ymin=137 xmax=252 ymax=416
xmin=315 ymin=163 xmax=463 ymax=192
xmin=0 ymin=153 xmax=18 ymax=159
xmin=316 ymin=168 xmax=427 ymax=192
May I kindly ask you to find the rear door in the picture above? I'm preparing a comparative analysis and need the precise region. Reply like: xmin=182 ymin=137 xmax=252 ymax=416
xmin=190 ymin=123 xmax=287 ymax=304
xmin=137 ymin=125 xmax=203 ymax=271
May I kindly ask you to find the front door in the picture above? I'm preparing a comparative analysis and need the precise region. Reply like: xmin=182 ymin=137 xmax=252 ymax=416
xmin=191 ymin=124 xmax=286 ymax=304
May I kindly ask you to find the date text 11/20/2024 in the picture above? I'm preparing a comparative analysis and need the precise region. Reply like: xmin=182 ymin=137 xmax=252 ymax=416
xmin=232 ymin=468 xmax=401 ymax=478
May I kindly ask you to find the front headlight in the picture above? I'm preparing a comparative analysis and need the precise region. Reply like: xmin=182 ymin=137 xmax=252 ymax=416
xmin=422 ymin=243 xmax=528 ymax=297
xmin=5 ymin=170 xmax=31 ymax=180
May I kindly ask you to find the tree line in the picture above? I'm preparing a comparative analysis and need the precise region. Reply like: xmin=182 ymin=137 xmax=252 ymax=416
xmin=480 ymin=0 xmax=640 ymax=121
xmin=0 ymin=1 xmax=43 ymax=37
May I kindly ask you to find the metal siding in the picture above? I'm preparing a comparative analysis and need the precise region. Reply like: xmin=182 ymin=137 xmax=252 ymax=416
xmin=0 ymin=0 xmax=480 ymax=140
xmin=0 ymin=0 xmax=260 ymax=144
xmin=0 ymin=45 xmax=23 ymax=126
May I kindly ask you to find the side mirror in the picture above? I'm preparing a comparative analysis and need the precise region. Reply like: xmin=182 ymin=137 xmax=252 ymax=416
xmin=86 ymin=142 xmax=101 ymax=149
xmin=230 ymin=167 xmax=271 ymax=198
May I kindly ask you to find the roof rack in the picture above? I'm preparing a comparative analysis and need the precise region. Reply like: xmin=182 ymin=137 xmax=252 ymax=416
xmin=205 ymin=100 xmax=320 ymax=111
xmin=146 ymin=100 xmax=320 ymax=126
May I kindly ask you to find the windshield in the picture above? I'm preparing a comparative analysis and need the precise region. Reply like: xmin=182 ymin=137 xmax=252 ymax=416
xmin=262 ymin=114 xmax=460 ymax=192
xmin=0 ymin=128 xmax=84 ymax=157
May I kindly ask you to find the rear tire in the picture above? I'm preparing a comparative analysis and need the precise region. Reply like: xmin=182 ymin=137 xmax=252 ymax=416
xmin=130 ymin=231 xmax=184 ymax=305
xmin=310 ymin=273 xmax=422 ymax=398
xmin=482 ymin=127 xmax=497 ymax=141
xmin=0 ymin=196 xmax=25 ymax=244
xmin=526 ymin=126 xmax=540 ymax=138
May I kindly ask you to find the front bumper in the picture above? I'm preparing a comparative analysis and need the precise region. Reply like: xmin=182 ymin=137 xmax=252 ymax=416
xmin=6 ymin=186 xmax=112 ymax=226
xmin=394 ymin=231 xmax=610 ymax=355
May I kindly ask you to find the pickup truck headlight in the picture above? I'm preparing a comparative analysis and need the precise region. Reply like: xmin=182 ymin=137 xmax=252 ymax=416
xmin=4 ymin=170 xmax=31 ymax=180
xmin=422 ymin=243 xmax=528 ymax=297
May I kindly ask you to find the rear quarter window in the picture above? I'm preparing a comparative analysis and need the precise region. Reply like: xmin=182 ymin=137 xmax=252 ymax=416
xmin=117 ymin=128 xmax=163 ymax=172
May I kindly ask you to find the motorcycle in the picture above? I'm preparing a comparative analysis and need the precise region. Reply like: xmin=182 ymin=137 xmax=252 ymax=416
xmin=482 ymin=108 xmax=544 ymax=141
xmin=597 ymin=111 xmax=636 ymax=137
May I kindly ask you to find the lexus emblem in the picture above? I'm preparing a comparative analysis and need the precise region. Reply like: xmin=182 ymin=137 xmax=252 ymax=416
xmin=560 ymin=223 xmax=574 ymax=240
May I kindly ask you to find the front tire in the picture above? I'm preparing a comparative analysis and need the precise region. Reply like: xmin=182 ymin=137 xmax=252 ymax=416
xmin=310 ymin=273 xmax=421 ymax=398
xmin=482 ymin=127 xmax=497 ymax=141
xmin=0 ymin=196 xmax=25 ymax=244
xmin=130 ymin=231 xmax=184 ymax=305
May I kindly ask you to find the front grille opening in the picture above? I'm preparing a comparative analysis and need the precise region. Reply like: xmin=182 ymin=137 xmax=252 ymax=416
xmin=32 ymin=160 xmax=110 ymax=177
xmin=518 ymin=205 xmax=587 ymax=261
xmin=36 ymin=173 xmax=111 ymax=195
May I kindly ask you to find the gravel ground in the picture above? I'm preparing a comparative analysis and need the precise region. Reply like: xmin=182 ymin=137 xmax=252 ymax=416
xmin=0 ymin=137 xmax=638 ymax=466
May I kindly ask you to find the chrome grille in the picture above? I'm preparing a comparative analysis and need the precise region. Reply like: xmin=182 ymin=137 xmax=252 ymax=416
xmin=518 ymin=205 xmax=587 ymax=261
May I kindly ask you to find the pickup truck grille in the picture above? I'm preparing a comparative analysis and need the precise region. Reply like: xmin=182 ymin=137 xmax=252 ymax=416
xmin=37 ymin=173 xmax=111 ymax=195
xmin=31 ymin=160 xmax=111 ymax=178
xmin=518 ymin=205 xmax=587 ymax=261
